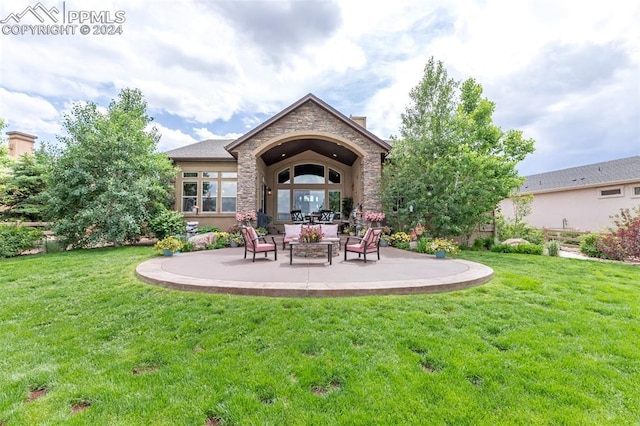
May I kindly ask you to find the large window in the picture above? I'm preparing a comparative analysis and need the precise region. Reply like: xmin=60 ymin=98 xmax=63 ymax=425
xmin=276 ymin=164 xmax=343 ymax=220
xmin=181 ymin=170 xmax=237 ymax=213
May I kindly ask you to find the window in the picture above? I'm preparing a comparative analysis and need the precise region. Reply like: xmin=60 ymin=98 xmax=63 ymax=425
xmin=278 ymin=168 xmax=291 ymax=184
xmin=182 ymin=182 xmax=197 ymax=212
xmin=294 ymin=189 xmax=325 ymax=214
xmin=221 ymin=181 xmax=237 ymax=212
xmin=277 ymin=189 xmax=291 ymax=221
xmin=329 ymin=168 xmax=341 ymax=184
xmin=294 ymin=164 xmax=324 ymax=184
xmin=201 ymin=181 xmax=217 ymax=212
xmin=181 ymin=170 xmax=237 ymax=213
xmin=328 ymin=190 xmax=341 ymax=216
xmin=634 ymin=186 xmax=640 ymax=197
xmin=599 ymin=187 xmax=622 ymax=198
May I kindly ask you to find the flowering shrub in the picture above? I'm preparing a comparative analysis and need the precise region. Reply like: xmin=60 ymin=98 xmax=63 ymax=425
xmin=299 ymin=226 xmax=323 ymax=243
xmin=364 ymin=211 xmax=386 ymax=222
xmin=154 ymin=236 xmax=184 ymax=253
xmin=596 ymin=207 xmax=640 ymax=261
xmin=389 ymin=231 xmax=410 ymax=246
xmin=235 ymin=211 xmax=257 ymax=222
xmin=429 ymin=238 xmax=459 ymax=254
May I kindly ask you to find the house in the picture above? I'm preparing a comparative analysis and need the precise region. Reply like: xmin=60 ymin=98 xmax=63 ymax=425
xmin=499 ymin=156 xmax=640 ymax=232
xmin=165 ymin=93 xmax=391 ymax=232
xmin=5 ymin=131 xmax=36 ymax=159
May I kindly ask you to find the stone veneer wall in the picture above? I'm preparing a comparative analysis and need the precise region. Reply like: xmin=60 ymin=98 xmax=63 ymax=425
xmin=234 ymin=100 xmax=386 ymax=213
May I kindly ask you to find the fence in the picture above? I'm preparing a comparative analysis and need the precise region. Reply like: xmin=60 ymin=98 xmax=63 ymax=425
xmin=540 ymin=228 xmax=600 ymax=244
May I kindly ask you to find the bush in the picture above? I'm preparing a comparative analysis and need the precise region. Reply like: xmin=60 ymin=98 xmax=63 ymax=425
xmin=415 ymin=237 xmax=431 ymax=254
xmin=0 ymin=225 xmax=45 ymax=257
xmin=496 ymin=217 xmax=543 ymax=245
xmin=472 ymin=237 xmax=495 ymax=250
xmin=596 ymin=207 xmax=640 ymax=261
xmin=199 ymin=226 xmax=221 ymax=234
xmin=389 ymin=232 xmax=410 ymax=247
xmin=149 ymin=210 xmax=185 ymax=240
xmin=491 ymin=243 xmax=543 ymax=255
xmin=545 ymin=240 xmax=561 ymax=257
xmin=580 ymin=233 xmax=604 ymax=258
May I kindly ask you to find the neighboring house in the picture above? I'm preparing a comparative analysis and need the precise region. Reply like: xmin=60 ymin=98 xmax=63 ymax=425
xmin=165 ymin=93 xmax=391 ymax=232
xmin=5 ymin=131 xmax=36 ymax=159
xmin=499 ymin=156 xmax=640 ymax=232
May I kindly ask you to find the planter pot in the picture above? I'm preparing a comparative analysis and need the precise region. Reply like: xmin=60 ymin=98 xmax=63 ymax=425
xmin=229 ymin=241 xmax=238 ymax=248
xmin=379 ymin=240 xmax=389 ymax=247
xmin=409 ymin=241 xmax=417 ymax=249
xmin=163 ymin=249 xmax=174 ymax=257
xmin=435 ymin=250 xmax=446 ymax=258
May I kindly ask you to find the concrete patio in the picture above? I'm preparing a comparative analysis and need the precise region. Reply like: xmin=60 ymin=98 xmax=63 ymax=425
xmin=136 ymin=245 xmax=494 ymax=297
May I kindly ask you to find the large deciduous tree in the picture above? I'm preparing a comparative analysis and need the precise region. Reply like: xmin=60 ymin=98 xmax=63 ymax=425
xmin=46 ymin=88 xmax=177 ymax=248
xmin=381 ymin=57 xmax=535 ymax=239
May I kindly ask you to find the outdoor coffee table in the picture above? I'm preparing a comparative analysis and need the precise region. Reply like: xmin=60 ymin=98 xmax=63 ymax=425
xmin=289 ymin=241 xmax=333 ymax=265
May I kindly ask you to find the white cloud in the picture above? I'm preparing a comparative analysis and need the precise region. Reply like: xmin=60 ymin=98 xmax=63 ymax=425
xmin=152 ymin=123 xmax=198 ymax=152
xmin=0 ymin=0 xmax=637 ymax=173
xmin=193 ymin=127 xmax=242 ymax=141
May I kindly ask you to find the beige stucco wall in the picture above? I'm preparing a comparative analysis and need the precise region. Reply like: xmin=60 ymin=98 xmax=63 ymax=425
xmin=499 ymin=181 xmax=640 ymax=232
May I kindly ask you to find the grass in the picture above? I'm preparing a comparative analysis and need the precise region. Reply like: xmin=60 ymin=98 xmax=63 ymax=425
xmin=0 ymin=247 xmax=638 ymax=425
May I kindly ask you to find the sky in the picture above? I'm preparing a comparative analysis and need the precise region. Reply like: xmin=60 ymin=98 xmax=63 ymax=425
xmin=0 ymin=0 xmax=638 ymax=176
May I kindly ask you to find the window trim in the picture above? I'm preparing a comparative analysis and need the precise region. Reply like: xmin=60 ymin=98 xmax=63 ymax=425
xmin=632 ymin=185 xmax=640 ymax=199
xmin=598 ymin=186 xmax=623 ymax=199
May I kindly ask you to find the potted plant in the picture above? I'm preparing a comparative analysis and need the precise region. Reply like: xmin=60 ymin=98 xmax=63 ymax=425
xmin=229 ymin=232 xmax=243 ymax=247
xmin=154 ymin=236 xmax=184 ymax=256
xmin=429 ymin=238 xmax=459 ymax=258
xmin=299 ymin=226 xmax=324 ymax=243
xmin=256 ymin=227 xmax=268 ymax=237
xmin=380 ymin=234 xmax=391 ymax=247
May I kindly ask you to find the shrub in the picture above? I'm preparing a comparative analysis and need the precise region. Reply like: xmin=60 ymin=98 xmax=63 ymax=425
xmin=199 ymin=226 xmax=221 ymax=234
xmin=389 ymin=232 xmax=410 ymax=247
xmin=149 ymin=210 xmax=185 ymax=240
xmin=491 ymin=243 xmax=543 ymax=255
xmin=580 ymin=233 xmax=604 ymax=258
xmin=153 ymin=236 xmax=184 ymax=253
xmin=496 ymin=216 xmax=543 ymax=245
xmin=472 ymin=237 xmax=495 ymax=250
xmin=0 ymin=225 xmax=44 ymax=257
xmin=595 ymin=207 xmax=640 ymax=261
xmin=545 ymin=240 xmax=561 ymax=257
xmin=415 ymin=237 xmax=431 ymax=253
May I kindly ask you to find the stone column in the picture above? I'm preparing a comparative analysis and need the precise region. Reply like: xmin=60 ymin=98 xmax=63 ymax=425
xmin=236 ymin=150 xmax=257 ymax=213
xmin=362 ymin=153 xmax=382 ymax=211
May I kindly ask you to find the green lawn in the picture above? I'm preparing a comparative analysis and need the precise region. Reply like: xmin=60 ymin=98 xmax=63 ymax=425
xmin=1 ymin=248 xmax=638 ymax=425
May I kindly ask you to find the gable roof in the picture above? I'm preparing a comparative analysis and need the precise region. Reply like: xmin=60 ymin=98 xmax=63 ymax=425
xmin=165 ymin=139 xmax=235 ymax=161
xmin=520 ymin=156 xmax=640 ymax=193
xmin=225 ymin=93 xmax=392 ymax=152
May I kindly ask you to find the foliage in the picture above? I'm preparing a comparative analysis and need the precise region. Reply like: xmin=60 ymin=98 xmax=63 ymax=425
xmin=510 ymin=194 xmax=534 ymax=226
xmin=0 ymin=224 xmax=44 ymax=257
xmin=472 ymin=237 xmax=495 ymax=250
xmin=430 ymin=238 xmax=459 ymax=254
xmin=256 ymin=227 xmax=268 ymax=236
xmin=491 ymin=243 xmax=543 ymax=255
xmin=0 ymin=119 xmax=11 ymax=188
xmin=545 ymin=240 xmax=561 ymax=257
xmin=381 ymin=57 xmax=534 ymax=239
xmin=148 ymin=209 xmax=185 ymax=239
xmin=341 ymin=196 xmax=353 ymax=217
xmin=229 ymin=232 xmax=243 ymax=246
xmin=580 ymin=233 xmax=605 ymax=258
xmin=596 ymin=207 xmax=640 ymax=261
xmin=0 ymin=149 xmax=51 ymax=221
xmin=199 ymin=226 xmax=221 ymax=234
xmin=235 ymin=211 xmax=256 ymax=222
xmin=389 ymin=231 xmax=410 ymax=246
xmin=364 ymin=211 xmax=385 ymax=222
xmin=495 ymin=214 xmax=543 ymax=244
xmin=210 ymin=231 xmax=230 ymax=249
xmin=43 ymin=88 xmax=178 ymax=248
xmin=153 ymin=236 xmax=183 ymax=253
xmin=299 ymin=225 xmax=323 ymax=243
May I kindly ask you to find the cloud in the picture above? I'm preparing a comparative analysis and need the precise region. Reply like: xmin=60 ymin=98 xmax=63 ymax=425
xmin=0 ymin=88 xmax=61 ymax=138
xmin=193 ymin=127 xmax=242 ymax=141
xmin=152 ymin=123 xmax=199 ymax=152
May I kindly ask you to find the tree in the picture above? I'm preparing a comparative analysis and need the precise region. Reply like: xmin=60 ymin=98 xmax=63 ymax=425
xmin=0 ymin=150 xmax=51 ymax=221
xmin=45 ymin=88 xmax=178 ymax=248
xmin=0 ymin=119 xmax=12 ymax=195
xmin=381 ymin=58 xmax=535 ymax=239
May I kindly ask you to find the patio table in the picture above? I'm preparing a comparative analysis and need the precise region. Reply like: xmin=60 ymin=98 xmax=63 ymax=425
xmin=289 ymin=241 xmax=333 ymax=265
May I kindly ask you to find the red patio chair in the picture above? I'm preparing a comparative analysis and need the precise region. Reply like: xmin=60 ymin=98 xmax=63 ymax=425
xmin=240 ymin=226 xmax=277 ymax=262
xmin=344 ymin=228 xmax=383 ymax=263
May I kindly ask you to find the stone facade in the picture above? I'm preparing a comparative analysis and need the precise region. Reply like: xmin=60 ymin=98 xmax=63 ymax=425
xmin=231 ymin=100 xmax=388 ymax=213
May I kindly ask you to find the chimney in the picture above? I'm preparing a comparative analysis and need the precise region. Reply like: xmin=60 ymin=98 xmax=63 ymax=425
xmin=349 ymin=115 xmax=367 ymax=129
xmin=6 ymin=131 xmax=37 ymax=159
